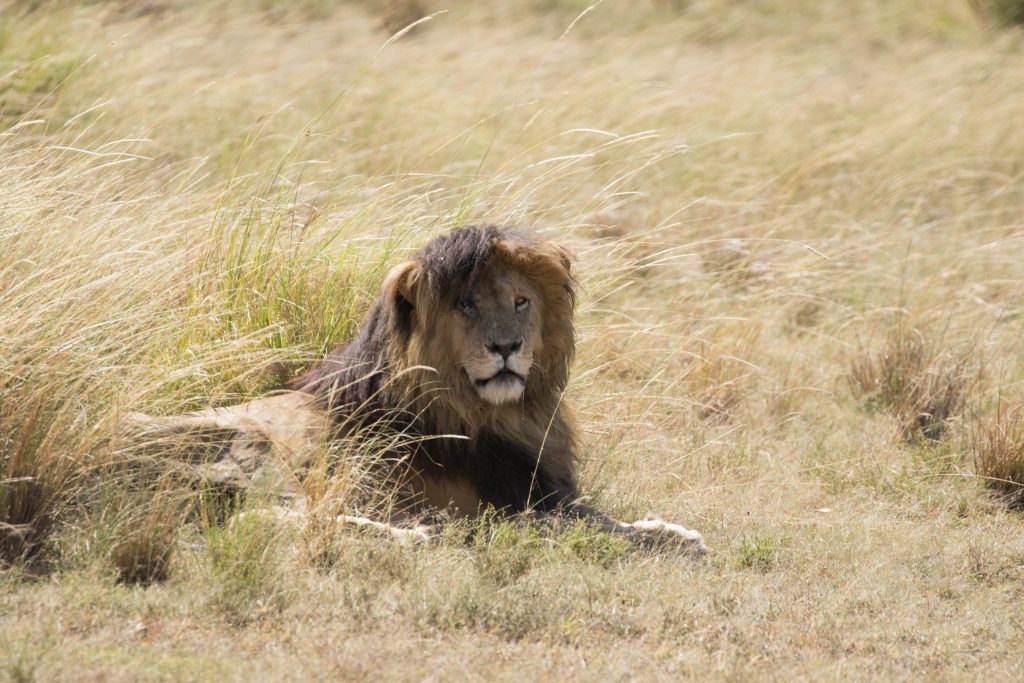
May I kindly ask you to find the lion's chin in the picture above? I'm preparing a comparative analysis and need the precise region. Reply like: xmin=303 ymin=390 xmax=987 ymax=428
xmin=474 ymin=372 xmax=526 ymax=405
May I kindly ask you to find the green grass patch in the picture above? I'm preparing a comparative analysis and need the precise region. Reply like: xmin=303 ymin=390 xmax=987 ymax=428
xmin=205 ymin=511 xmax=287 ymax=623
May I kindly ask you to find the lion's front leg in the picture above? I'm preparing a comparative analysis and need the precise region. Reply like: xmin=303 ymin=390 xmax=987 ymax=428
xmin=626 ymin=514 xmax=708 ymax=554
xmin=334 ymin=514 xmax=436 ymax=545
xmin=241 ymin=506 xmax=437 ymax=545
xmin=557 ymin=503 xmax=708 ymax=555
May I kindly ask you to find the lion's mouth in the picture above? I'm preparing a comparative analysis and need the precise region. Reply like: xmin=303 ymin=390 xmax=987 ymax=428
xmin=475 ymin=369 xmax=525 ymax=387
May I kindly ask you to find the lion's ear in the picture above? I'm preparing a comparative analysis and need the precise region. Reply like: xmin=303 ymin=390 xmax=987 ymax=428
xmin=383 ymin=261 xmax=420 ymax=303
xmin=545 ymin=243 xmax=577 ymax=310
xmin=552 ymin=244 xmax=573 ymax=275
xmin=382 ymin=261 xmax=421 ymax=333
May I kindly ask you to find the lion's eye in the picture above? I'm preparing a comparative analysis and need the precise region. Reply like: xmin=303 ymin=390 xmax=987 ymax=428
xmin=459 ymin=297 xmax=476 ymax=314
xmin=515 ymin=297 xmax=530 ymax=311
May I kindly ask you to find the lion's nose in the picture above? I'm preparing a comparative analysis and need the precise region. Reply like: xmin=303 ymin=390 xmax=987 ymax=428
xmin=487 ymin=339 xmax=522 ymax=361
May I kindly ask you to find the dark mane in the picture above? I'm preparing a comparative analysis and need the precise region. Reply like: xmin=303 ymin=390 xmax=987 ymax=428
xmin=288 ymin=294 xmax=396 ymax=421
xmin=414 ymin=225 xmax=561 ymax=302
xmin=415 ymin=224 xmax=502 ymax=303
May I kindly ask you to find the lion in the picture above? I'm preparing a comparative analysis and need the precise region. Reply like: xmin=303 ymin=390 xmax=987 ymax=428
xmin=128 ymin=225 xmax=706 ymax=553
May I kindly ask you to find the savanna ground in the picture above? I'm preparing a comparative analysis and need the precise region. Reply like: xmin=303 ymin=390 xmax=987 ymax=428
xmin=2 ymin=0 xmax=1024 ymax=680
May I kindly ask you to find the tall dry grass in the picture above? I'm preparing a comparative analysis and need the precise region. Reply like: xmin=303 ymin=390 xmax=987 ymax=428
xmin=2 ymin=0 xmax=1024 ymax=679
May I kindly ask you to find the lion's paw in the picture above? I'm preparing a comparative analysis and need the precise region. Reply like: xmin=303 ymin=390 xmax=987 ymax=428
xmin=629 ymin=515 xmax=708 ymax=555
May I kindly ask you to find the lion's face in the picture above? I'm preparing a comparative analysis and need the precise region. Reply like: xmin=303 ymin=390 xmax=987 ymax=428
xmin=447 ymin=267 xmax=543 ymax=405
xmin=382 ymin=227 xmax=576 ymax=413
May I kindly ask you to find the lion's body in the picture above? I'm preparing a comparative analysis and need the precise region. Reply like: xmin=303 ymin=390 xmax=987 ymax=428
xmin=292 ymin=225 xmax=580 ymax=515
xmin=128 ymin=226 xmax=706 ymax=553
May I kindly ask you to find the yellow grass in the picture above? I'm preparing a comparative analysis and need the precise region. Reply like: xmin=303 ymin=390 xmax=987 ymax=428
xmin=2 ymin=0 xmax=1024 ymax=679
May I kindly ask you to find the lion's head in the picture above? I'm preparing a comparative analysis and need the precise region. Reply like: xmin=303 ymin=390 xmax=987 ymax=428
xmin=380 ymin=226 xmax=576 ymax=413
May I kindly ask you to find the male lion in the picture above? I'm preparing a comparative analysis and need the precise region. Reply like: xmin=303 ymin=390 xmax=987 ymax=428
xmin=129 ymin=226 xmax=706 ymax=553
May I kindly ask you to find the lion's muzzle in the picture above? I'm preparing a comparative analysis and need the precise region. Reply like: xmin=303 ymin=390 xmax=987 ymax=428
xmin=470 ymin=352 xmax=531 ymax=405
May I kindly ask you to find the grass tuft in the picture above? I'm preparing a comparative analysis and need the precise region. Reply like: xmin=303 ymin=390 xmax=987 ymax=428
xmin=106 ymin=489 xmax=187 ymax=586
xmin=558 ymin=521 xmax=632 ymax=568
xmin=206 ymin=511 xmax=286 ymax=624
xmin=849 ymin=325 xmax=974 ymax=441
xmin=471 ymin=514 xmax=546 ymax=586
xmin=0 ymin=403 xmax=94 ymax=564
xmin=974 ymin=407 xmax=1024 ymax=507
xmin=735 ymin=533 xmax=781 ymax=572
